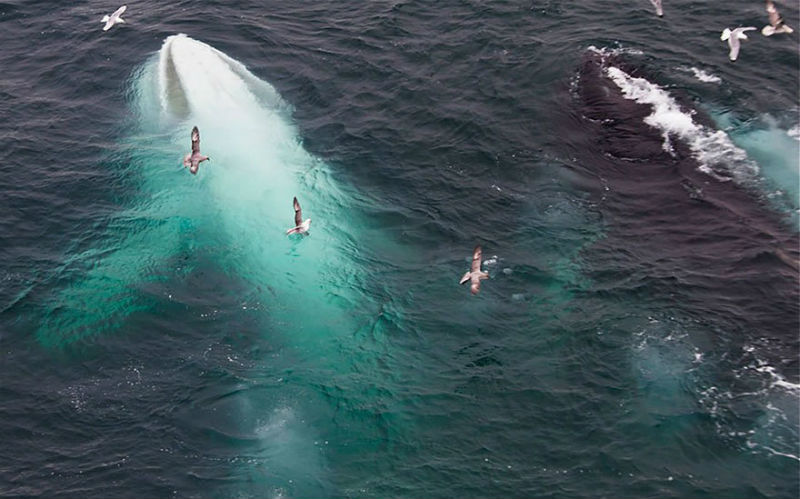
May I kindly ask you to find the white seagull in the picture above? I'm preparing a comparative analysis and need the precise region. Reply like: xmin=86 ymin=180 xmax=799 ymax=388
xmin=460 ymin=245 xmax=489 ymax=295
xmin=183 ymin=126 xmax=210 ymax=175
xmin=649 ymin=0 xmax=663 ymax=17
xmin=762 ymin=0 xmax=793 ymax=36
xmin=720 ymin=27 xmax=757 ymax=61
xmin=286 ymin=197 xmax=311 ymax=236
xmin=101 ymin=5 xmax=126 ymax=32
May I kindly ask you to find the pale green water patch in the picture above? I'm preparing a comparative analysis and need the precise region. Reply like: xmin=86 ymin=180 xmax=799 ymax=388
xmin=709 ymin=110 xmax=800 ymax=217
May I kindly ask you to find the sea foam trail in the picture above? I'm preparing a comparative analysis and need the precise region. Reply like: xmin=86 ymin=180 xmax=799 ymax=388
xmin=604 ymin=65 xmax=760 ymax=185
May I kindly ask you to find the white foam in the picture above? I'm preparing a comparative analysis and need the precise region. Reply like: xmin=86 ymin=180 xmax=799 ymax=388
xmin=678 ymin=66 xmax=722 ymax=84
xmin=788 ymin=124 xmax=800 ymax=141
xmin=605 ymin=66 xmax=759 ymax=183
xmin=587 ymin=45 xmax=644 ymax=58
xmin=759 ymin=445 xmax=800 ymax=461
xmin=691 ymin=68 xmax=722 ymax=84
xmin=754 ymin=362 xmax=800 ymax=392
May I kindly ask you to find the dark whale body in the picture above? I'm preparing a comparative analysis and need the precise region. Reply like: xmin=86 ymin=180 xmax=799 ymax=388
xmin=565 ymin=49 xmax=799 ymax=380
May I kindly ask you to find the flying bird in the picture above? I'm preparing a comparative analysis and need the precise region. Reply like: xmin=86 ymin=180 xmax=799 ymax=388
xmin=183 ymin=126 xmax=210 ymax=174
xmin=762 ymin=0 xmax=793 ymax=36
xmin=459 ymin=245 xmax=489 ymax=295
xmin=286 ymin=197 xmax=311 ymax=235
xmin=720 ymin=27 xmax=757 ymax=61
xmin=649 ymin=0 xmax=663 ymax=17
xmin=101 ymin=5 xmax=126 ymax=31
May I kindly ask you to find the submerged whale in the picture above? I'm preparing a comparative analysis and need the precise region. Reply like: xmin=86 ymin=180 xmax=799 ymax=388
xmin=34 ymin=34 xmax=388 ymax=496
xmin=562 ymin=46 xmax=799 ymax=467
xmin=38 ymin=34 xmax=359 ymax=346
xmin=567 ymin=47 xmax=798 ymax=374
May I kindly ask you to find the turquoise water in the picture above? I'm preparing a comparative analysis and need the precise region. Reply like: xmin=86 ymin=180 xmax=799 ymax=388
xmin=0 ymin=1 xmax=797 ymax=497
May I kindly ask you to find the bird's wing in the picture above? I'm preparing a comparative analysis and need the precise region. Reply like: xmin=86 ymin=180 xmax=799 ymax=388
xmin=113 ymin=5 xmax=127 ymax=18
xmin=459 ymin=272 xmax=471 ymax=285
xmin=293 ymin=197 xmax=303 ymax=226
xmin=191 ymin=126 xmax=200 ymax=154
xmin=735 ymin=27 xmax=756 ymax=40
xmin=471 ymin=245 xmax=482 ymax=273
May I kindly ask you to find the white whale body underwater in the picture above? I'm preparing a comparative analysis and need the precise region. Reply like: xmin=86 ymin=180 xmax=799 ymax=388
xmin=38 ymin=33 xmax=363 ymax=349
xmin=34 ymin=34 xmax=395 ymax=496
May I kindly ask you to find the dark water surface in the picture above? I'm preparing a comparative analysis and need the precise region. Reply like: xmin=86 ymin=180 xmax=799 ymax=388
xmin=1 ymin=1 xmax=798 ymax=497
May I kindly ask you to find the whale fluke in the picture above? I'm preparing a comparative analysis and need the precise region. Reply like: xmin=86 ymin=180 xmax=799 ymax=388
xmin=460 ymin=245 xmax=489 ymax=295
xmin=182 ymin=126 xmax=210 ymax=175
xmin=763 ymin=0 xmax=793 ymax=36
xmin=721 ymin=27 xmax=756 ymax=61
xmin=101 ymin=5 xmax=126 ymax=32
xmin=286 ymin=197 xmax=311 ymax=235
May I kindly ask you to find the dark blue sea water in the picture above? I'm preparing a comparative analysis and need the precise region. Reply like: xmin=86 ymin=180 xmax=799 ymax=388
xmin=1 ymin=1 xmax=798 ymax=497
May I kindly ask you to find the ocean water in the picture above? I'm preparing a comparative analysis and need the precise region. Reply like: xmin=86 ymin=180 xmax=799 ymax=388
xmin=1 ymin=1 xmax=798 ymax=498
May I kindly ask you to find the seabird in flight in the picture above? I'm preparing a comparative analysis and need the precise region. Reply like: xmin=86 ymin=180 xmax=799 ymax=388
xmin=460 ymin=245 xmax=489 ymax=295
xmin=721 ymin=27 xmax=757 ymax=61
xmin=183 ymin=126 xmax=210 ymax=175
xmin=762 ymin=0 xmax=793 ymax=36
xmin=649 ymin=0 xmax=663 ymax=17
xmin=286 ymin=197 xmax=311 ymax=235
xmin=101 ymin=5 xmax=126 ymax=31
